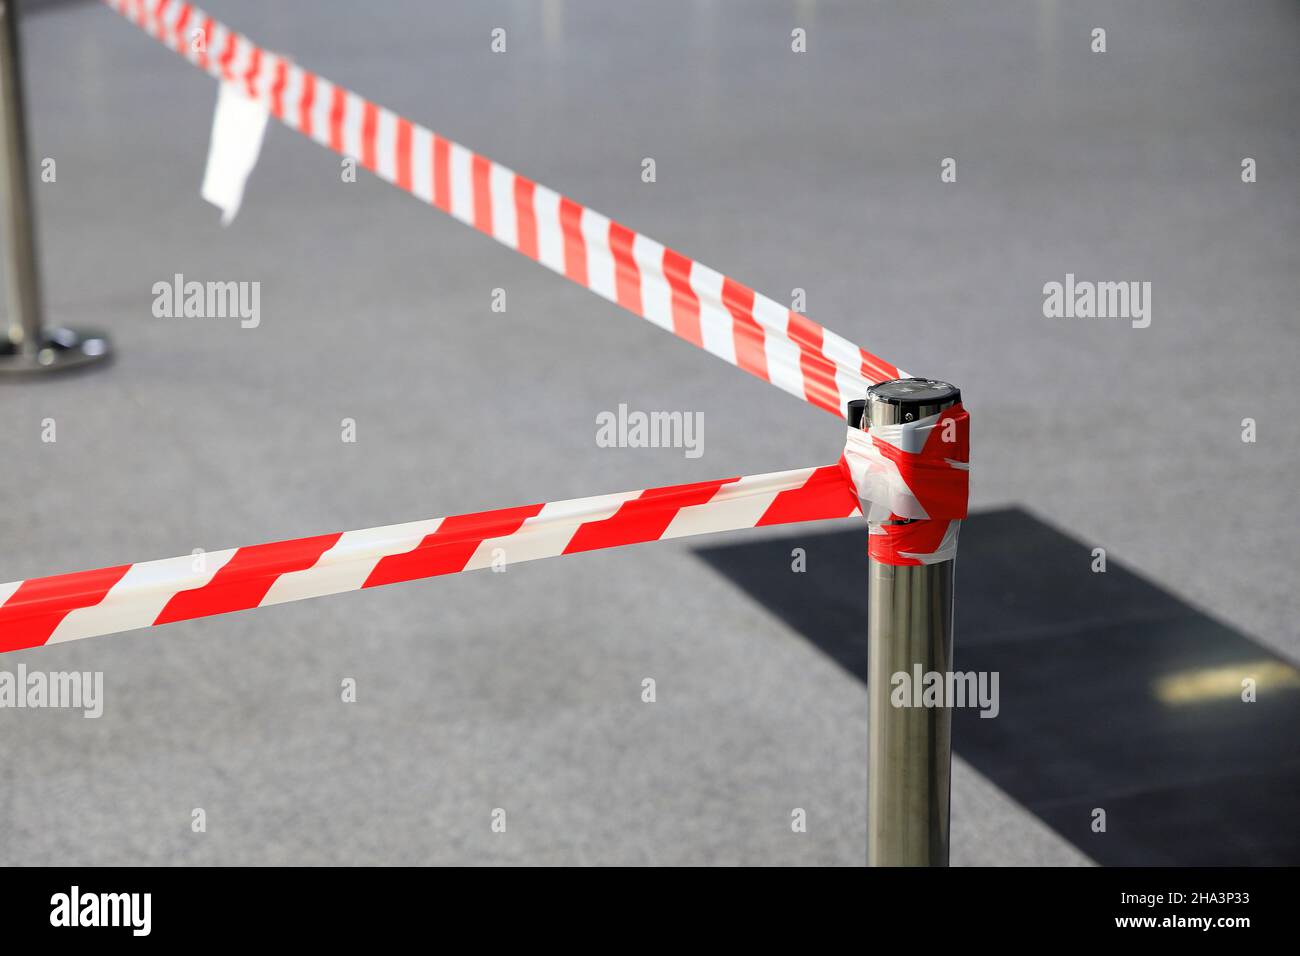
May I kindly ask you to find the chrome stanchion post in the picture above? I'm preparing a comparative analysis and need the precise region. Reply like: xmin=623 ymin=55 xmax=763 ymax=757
xmin=0 ymin=0 xmax=110 ymax=374
xmin=861 ymin=378 xmax=961 ymax=866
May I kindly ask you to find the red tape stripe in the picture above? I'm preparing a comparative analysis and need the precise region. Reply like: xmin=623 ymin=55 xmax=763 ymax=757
xmin=395 ymin=116 xmax=413 ymax=191
xmin=298 ymin=71 xmax=315 ymax=137
xmin=243 ymin=45 xmax=260 ymax=99
xmin=329 ymin=85 xmax=346 ymax=154
xmin=564 ymin=479 xmax=738 ymax=554
xmin=432 ymin=135 xmax=451 ymax=212
xmin=171 ymin=3 xmax=190 ymax=54
xmin=196 ymin=17 xmax=212 ymax=70
xmin=757 ymin=465 xmax=860 ymax=526
xmin=609 ymin=222 xmax=642 ymax=315
xmin=663 ymin=250 xmax=702 ymax=347
xmin=722 ymin=279 xmax=768 ymax=382
xmin=269 ymin=58 xmax=287 ymax=120
xmin=363 ymin=505 xmax=544 ymax=588
xmin=787 ymin=312 xmax=843 ymax=416
xmin=361 ymin=101 xmax=379 ymax=172
xmin=472 ymin=154 xmax=493 ymax=233
xmin=559 ymin=198 xmax=587 ymax=286
xmin=217 ymin=28 xmax=236 ymax=82
xmin=0 ymin=565 xmax=131 ymax=653
xmin=514 ymin=176 xmax=538 ymax=259
xmin=868 ymin=519 xmax=953 ymax=567
xmin=154 ymin=534 xmax=343 ymax=625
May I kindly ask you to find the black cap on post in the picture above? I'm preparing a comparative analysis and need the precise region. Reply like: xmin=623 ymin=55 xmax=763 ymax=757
xmin=846 ymin=398 xmax=867 ymax=430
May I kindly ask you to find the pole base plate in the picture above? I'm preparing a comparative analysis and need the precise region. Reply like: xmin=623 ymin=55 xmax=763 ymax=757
xmin=0 ymin=327 xmax=112 ymax=376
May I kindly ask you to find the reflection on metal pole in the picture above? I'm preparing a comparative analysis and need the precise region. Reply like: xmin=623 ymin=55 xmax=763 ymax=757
xmin=862 ymin=378 xmax=961 ymax=866
xmin=0 ymin=0 xmax=110 ymax=375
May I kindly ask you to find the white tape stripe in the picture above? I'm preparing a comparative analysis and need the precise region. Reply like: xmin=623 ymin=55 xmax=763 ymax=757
xmin=187 ymin=14 xmax=210 ymax=66
xmin=449 ymin=143 xmax=474 ymax=224
xmin=834 ymin=364 xmax=861 ymax=414
xmin=751 ymin=293 xmax=790 ymax=338
xmin=580 ymin=208 xmax=617 ymax=303
xmin=0 ymin=580 xmax=21 ymax=607
xmin=226 ymin=30 xmax=253 ymax=90
xmin=411 ymin=125 xmax=434 ymax=203
xmin=309 ymin=76 xmax=335 ymax=149
xmin=341 ymin=91 xmax=364 ymax=160
xmin=661 ymin=497 xmax=774 ymax=541
xmin=462 ymin=491 xmax=639 ymax=571
xmin=375 ymin=107 xmax=399 ymax=183
xmin=225 ymin=29 xmax=249 ymax=84
xmin=820 ymin=329 xmax=864 ymax=375
xmin=489 ymin=163 xmax=518 ymax=249
xmin=175 ymin=5 xmax=208 ymax=67
xmin=261 ymin=518 xmax=445 ymax=607
xmin=278 ymin=57 xmax=303 ymax=122
xmin=661 ymin=469 xmax=812 ymax=540
xmin=155 ymin=0 xmax=182 ymax=46
xmin=633 ymin=234 xmax=673 ymax=332
xmin=764 ymin=335 xmax=806 ymax=407
xmin=869 ymin=410 xmax=945 ymax=455
xmin=753 ymin=293 xmax=792 ymax=377
xmin=689 ymin=264 xmax=735 ymax=366
xmin=206 ymin=23 xmax=229 ymax=78
xmin=533 ymin=184 xmax=564 ymax=276
xmin=175 ymin=8 xmax=199 ymax=59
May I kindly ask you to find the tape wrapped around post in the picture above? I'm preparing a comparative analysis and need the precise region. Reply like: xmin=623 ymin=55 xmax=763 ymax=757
xmin=838 ymin=404 xmax=970 ymax=565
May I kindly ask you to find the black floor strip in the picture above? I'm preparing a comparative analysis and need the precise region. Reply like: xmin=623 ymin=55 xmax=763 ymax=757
xmin=693 ymin=508 xmax=1300 ymax=865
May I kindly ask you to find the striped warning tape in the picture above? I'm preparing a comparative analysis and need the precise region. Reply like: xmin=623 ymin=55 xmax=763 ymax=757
xmin=101 ymin=0 xmax=907 ymax=417
xmin=0 ymin=465 xmax=858 ymax=653
xmin=0 ymin=5 xmax=972 ymax=655
xmin=0 ymin=399 xmax=969 ymax=652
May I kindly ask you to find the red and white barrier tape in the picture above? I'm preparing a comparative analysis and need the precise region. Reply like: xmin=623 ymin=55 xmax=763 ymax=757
xmin=0 ymin=465 xmax=858 ymax=653
xmin=1 ymin=410 xmax=970 ymax=653
xmin=839 ymin=404 xmax=970 ymax=565
xmin=101 ymin=0 xmax=906 ymax=417
xmin=0 ymin=4 xmax=971 ymax=654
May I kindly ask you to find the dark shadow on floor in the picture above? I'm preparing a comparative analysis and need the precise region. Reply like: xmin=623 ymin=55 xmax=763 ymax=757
xmin=693 ymin=508 xmax=1300 ymax=865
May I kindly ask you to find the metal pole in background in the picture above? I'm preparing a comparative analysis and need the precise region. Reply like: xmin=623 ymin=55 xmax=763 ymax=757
xmin=0 ymin=0 xmax=110 ymax=375
xmin=861 ymin=378 xmax=962 ymax=866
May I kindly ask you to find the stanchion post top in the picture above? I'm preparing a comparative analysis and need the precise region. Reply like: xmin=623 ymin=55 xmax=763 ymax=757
xmin=865 ymin=378 xmax=961 ymax=427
